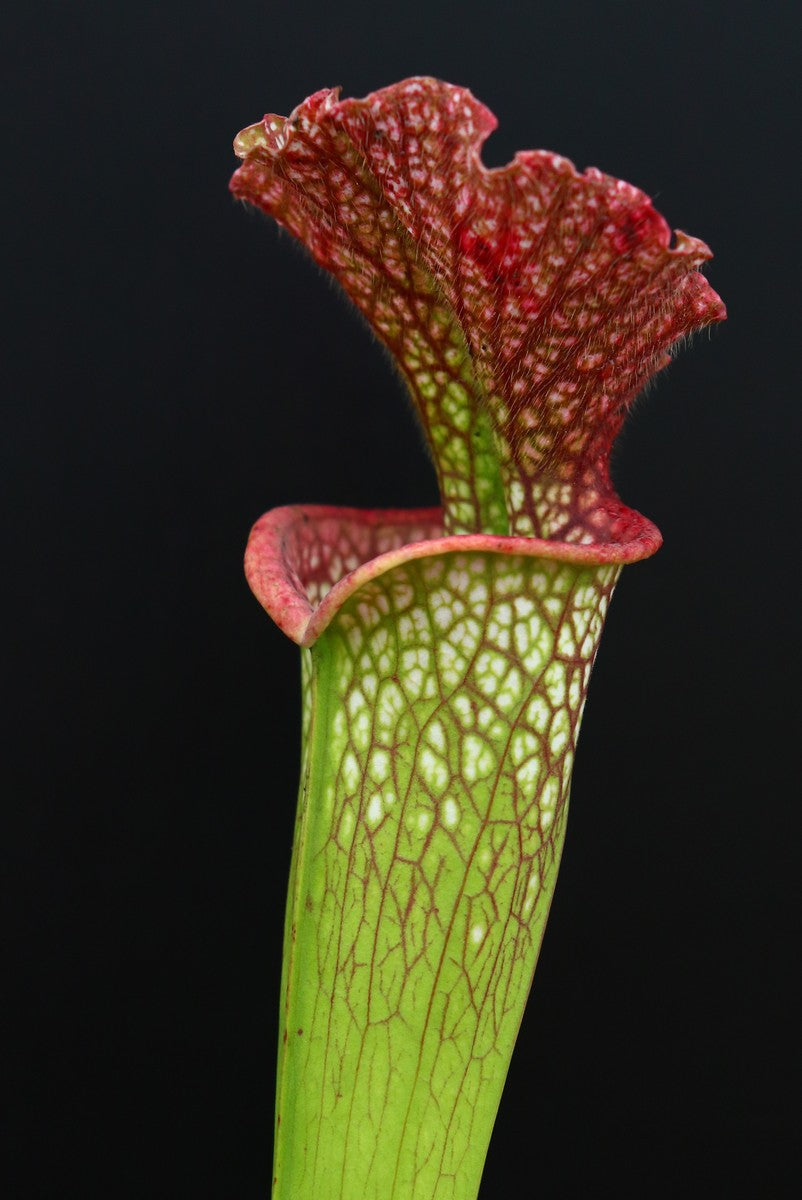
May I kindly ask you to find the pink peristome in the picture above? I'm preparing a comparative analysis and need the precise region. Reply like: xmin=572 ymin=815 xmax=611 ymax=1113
xmin=231 ymin=77 xmax=726 ymax=544
xmin=245 ymin=505 xmax=661 ymax=646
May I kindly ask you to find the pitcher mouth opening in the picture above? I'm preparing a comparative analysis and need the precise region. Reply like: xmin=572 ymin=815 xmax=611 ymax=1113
xmin=244 ymin=503 xmax=661 ymax=647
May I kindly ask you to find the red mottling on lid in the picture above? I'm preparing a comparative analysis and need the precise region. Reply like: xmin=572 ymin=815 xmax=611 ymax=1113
xmin=231 ymin=77 xmax=725 ymax=544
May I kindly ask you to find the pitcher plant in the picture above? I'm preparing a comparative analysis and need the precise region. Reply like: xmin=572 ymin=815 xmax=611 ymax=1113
xmin=230 ymin=77 xmax=725 ymax=1200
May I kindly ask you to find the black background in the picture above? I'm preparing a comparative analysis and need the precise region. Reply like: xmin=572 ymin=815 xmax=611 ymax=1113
xmin=6 ymin=1 xmax=800 ymax=1195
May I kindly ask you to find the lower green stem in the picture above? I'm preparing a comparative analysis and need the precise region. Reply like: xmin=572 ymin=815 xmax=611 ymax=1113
xmin=271 ymin=547 xmax=619 ymax=1199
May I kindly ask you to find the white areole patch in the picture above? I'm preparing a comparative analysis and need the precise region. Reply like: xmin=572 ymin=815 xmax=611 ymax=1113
xmin=549 ymin=708 xmax=571 ymax=757
xmin=433 ymin=604 xmax=453 ymax=631
xmin=543 ymin=661 xmax=567 ymax=707
xmin=361 ymin=671 xmax=379 ymax=700
xmin=539 ymin=776 xmax=560 ymax=830
xmin=416 ymin=809 xmax=433 ymax=834
xmin=526 ymin=694 xmax=551 ymax=735
xmin=419 ymin=746 xmax=449 ymax=794
xmin=447 ymin=566 xmax=471 ymax=594
xmin=451 ymin=692 xmax=474 ymax=730
xmin=352 ymin=709 xmax=371 ymax=752
xmin=366 ymin=793 xmax=383 ymax=826
xmin=376 ymin=680 xmax=404 ymax=733
xmin=368 ymin=748 xmax=390 ymax=784
xmin=342 ymin=751 xmax=360 ymax=791
xmin=425 ymin=720 xmax=446 ymax=754
xmin=514 ymin=595 xmax=535 ymax=619
xmin=496 ymin=666 xmax=523 ymax=711
xmin=442 ymin=797 xmax=460 ymax=829
xmin=557 ymin=622 xmax=578 ymax=657
xmin=516 ymin=756 xmax=542 ymax=790
xmin=461 ymin=733 xmax=497 ymax=783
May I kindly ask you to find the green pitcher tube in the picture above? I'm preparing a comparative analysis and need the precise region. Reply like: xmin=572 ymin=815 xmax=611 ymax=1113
xmin=248 ymin=507 xmax=638 ymax=1199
